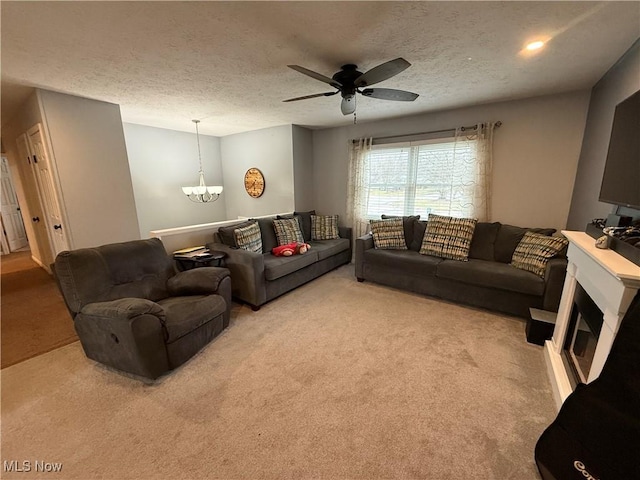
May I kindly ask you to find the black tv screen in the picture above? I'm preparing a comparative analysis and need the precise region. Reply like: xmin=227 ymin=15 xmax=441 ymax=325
xmin=599 ymin=89 xmax=640 ymax=209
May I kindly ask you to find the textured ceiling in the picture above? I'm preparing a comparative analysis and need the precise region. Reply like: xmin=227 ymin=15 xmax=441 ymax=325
xmin=2 ymin=1 xmax=639 ymax=136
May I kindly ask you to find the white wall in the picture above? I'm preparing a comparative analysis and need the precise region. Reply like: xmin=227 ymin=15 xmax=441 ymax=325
xmin=38 ymin=90 xmax=140 ymax=248
xmin=220 ymin=124 xmax=295 ymax=219
xmin=123 ymin=122 xmax=227 ymax=237
xmin=567 ymin=40 xmax=640 ymax=229
xmin=312 ymin=91 xmax=591 ymax=232
xmin=292 ymin=125 xmax=314 ymax=212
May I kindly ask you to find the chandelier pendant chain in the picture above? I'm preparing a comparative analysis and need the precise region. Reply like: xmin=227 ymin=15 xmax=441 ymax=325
xmin=181 ymin=119 xmax=224 ymax=203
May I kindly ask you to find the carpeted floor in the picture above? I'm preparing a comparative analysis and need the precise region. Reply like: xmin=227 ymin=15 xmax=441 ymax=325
xmin=1 ymin=265 xmax=554 ymax=479
xmin=1 ymin=251 xmax=78 ymax=368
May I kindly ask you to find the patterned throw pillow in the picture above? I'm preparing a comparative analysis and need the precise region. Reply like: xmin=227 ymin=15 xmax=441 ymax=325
xmin=311 ymin=215 xmax=339 ymax=240
xmin=233 ymin=222 xmax=262 ymax=253
xmin=273 ymin=218 xmax=304 ymax=245
xmin=419 ymin=214 xmax=477 ymax=261
xmin=370 ymin=218 xmax=407 ymax=250
xmin=511 ymin=232 xmax=568 ymax=277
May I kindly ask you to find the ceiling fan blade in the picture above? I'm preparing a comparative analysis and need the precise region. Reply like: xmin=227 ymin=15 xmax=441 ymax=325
xmin=287 ymin=65 xmax=342 ymax=88
xmin=361 ymin=88 xmax=419 ymax=101
xmin=341 ymin=95 xmax=356 ymax=115
xmin=354 ymin=58 xmax=411 ymax=87
xmin=283 ymin=91 xmax=339 ymax=102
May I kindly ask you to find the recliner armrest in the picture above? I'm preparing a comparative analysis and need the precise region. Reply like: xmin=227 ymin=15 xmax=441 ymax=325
xmin=80 ymin=297 xmax=165 ymax=322
xmin=167 ymin=267 xmax=230 ymax=296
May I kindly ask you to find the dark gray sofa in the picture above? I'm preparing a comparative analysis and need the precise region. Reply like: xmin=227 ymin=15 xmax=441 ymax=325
xmin=355 ymin=219 xmax=567 ymax=318
xmin=207 ymin=213 xmax=352 ymax=310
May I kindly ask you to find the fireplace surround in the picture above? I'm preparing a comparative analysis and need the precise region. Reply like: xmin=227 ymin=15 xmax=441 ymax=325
xmin=544 ymin=231 xmax=640 ymax=409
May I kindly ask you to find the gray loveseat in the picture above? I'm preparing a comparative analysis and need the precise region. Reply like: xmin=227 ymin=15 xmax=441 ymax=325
xmin=207 ymin=212 xmax=352 ymax=310
xmin=355 ymin=218 xmax=567 ymax=318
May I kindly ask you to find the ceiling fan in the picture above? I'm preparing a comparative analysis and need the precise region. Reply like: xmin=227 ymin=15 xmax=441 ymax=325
xmin=283 ymin=58 xmax=419 ymax=115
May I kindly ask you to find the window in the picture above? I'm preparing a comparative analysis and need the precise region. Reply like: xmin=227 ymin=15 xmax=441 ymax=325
xmin=364 ymin=137 xmax=479 ymax=219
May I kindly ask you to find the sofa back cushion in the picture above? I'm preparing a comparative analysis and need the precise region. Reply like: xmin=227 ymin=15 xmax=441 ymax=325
xmin=494 ymin=224 xmax=557 ymax=263
xmin=256 ymin=217 xmax=279 ymax=253
xmin=410 ymin=219 xmax=428 ymax=252
xmin=468 ymin=222 xmax=501 ymax=261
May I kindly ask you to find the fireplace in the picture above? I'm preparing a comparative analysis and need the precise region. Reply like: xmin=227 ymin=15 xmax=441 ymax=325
xmin=564 ymin=283 xmax=604 ymax=384
xmin=544 ymin=231 xmax=640 ymax=409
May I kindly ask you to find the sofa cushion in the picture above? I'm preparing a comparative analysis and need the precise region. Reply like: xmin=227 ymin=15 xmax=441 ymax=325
xmin=364 ymin=249 xmax=443 ymax=276
xmin=511 ymin=232 xmax=569 ymax=277
xmin=381 ymin=215 xmax=420 ymax=248
xmin=310 ymin=237 xmax=350 ymax=261
xmin=311 ymin=215 xmax=340 ymax=240
xmin=158 ymin=294 xmax=227 ymax=343
xmin=420 ymin=214 xmax=477 ymax=261
xmin=218 ymin=220 xmax=255 ymax=248
xmin=371 ymin=218 xmax=407 ymax=250
xmin=468 ymin=222 xmax=501 ymax=261
xmin=256 ymin=217 xmax=279 ymax=253
xmin=410 ymin=220 xmax=428 ymax=252
xmin=494 ymin=224 xmax=557 ymax=264
xmin=294 ymin=210 xmax=316 ymax=242
xmin=436 ymin=258 xmax=545 ymax=296
xmin=273 ymin=218 xmax=305 ymax=245
xmin=234 ymin=221 xmax=262 ymax=253
xmin=263 ymin=250 xmax=319 ymax=281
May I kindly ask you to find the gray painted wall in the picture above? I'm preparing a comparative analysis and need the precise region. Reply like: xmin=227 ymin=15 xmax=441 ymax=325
xmin=292 ymin=125 xmax=314 ymax=212
xmin=312 ymin=91 xmax=591 ymax=232
xmin=38 ymin=90 xmax=140 ymax=248
xmin=567 ymin=41 xmax=640 ymax=230
xmin=220 ymin=124 xmax=294 ymax=219
xmin=123 ymin=122 xmax=227 ymax=237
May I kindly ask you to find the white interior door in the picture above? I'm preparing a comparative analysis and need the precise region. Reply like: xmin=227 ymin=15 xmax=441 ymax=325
xmin=0 ymin=156 xmax=29 ymax=251
xmin=27 ymin=124 xmax=70 ymax=255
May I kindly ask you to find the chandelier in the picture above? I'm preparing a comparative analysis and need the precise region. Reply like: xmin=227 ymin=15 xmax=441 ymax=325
xmin=181 ymin=120 xmax=223 ymax=203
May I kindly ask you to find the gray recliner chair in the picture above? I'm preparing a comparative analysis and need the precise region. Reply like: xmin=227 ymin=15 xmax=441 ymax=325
xmin=53 ymin=238 xmax=231 ymax=379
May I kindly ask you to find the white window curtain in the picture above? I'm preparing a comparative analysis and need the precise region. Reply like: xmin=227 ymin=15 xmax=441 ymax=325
xmin=346 ymin=137 xmax=373 ymax=239
xmin=347 ymin=122 xmax=497 ymax=231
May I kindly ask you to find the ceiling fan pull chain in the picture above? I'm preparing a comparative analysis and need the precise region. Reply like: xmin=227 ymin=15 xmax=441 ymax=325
xmin=354 ymin=112 xmax=357 ymax=125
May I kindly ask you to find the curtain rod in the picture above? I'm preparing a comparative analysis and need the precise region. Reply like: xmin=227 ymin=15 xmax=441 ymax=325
xmin=351 ymin=121 xmax=502 ymax=144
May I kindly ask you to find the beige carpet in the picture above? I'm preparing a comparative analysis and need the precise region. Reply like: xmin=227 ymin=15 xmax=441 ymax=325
xmin=1 ymin=251 xmax=78 ymax=368
xmin=1 ymin=266 xmax=555 ymax=479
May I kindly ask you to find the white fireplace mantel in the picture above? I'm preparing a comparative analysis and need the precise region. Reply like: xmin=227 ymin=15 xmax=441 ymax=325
xmin=544 ymin=231 xmax=640 ymax=409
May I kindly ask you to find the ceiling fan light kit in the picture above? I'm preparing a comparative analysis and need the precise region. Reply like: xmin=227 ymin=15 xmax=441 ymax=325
xmin=284 ymin=58 xmax=419 ymax=116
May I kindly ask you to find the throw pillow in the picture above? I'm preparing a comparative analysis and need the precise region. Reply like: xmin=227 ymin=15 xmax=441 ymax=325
xmin=419 ymin=214 xmax=477 ymax=261
xmin=381 ymin=215 xmax=420 ymax=249
xmin=370 ymin=218 xmax=407 ymax=250
xmin=494 ymin=224 xmax=557 ymax=264
xmin=311 ymin=215 xmax=340 ymax=240
xmin=273 ymin=218 xmax=305 ymax=245
xmin=218 ymin=220 xmax=256 ymax=248
xmin=511 ymin=232 xmax=568 ymax=277
xmin=233 ymin=222 xmax=262 ymax=253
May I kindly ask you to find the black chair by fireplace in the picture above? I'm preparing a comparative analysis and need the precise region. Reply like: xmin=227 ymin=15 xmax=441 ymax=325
xmin=535 ymin=292 xmax=640 ymax=480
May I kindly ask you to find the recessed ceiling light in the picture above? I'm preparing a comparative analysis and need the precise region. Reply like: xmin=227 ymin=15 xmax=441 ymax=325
xmin=526 ymin=40 xmax=545 ymax=51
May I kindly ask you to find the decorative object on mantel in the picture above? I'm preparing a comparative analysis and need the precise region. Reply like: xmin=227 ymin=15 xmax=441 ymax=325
xmin=181 ymin=120 xmax=223 ymax=203
xmin=244 ymin=167 xmax=265 ymax=198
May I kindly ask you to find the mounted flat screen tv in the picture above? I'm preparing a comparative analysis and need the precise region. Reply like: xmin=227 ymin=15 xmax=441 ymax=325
xmin=598 ymin=89 xmax=640 ymax=209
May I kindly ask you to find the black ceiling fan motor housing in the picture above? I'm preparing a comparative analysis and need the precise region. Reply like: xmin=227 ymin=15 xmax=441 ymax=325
xmin=332 ymin=65 xmax=362 ymax=97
